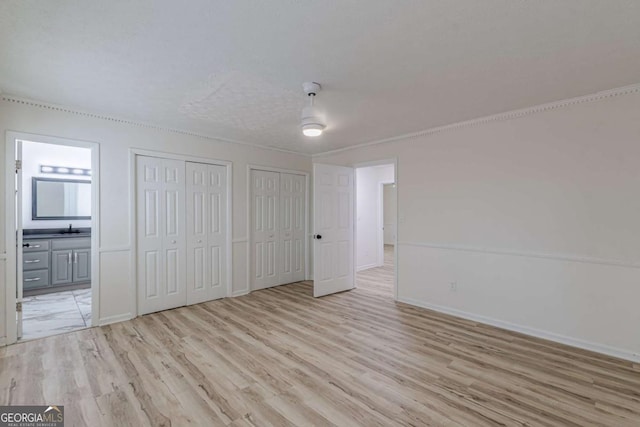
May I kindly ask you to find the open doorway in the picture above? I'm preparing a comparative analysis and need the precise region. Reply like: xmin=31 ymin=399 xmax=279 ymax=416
xmin=355 ymin=162 xmax=396 ymax=298
xmin=5 ymin=134 xmax=98 ymax=343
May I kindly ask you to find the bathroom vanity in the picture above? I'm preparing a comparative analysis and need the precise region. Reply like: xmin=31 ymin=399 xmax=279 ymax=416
xmin=23 ymin=228 xmax=91 ymax=295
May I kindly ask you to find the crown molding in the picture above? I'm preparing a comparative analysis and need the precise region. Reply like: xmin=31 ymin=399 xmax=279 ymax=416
xmin=313 ymin=83 xmax=640 ymax=158
xmin=0 ymin=94 xmax=311 ymax=158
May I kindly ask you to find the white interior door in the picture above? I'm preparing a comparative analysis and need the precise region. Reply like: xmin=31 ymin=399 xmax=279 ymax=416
xmin=313 ymin=163 xmax=355 ymax=297
xmin=279 ymin=173 xmax=306 ymax=284
xmin=186 ymin=162 xmax=227 ymax=305
xmin=251 ymin=170 xmax=280 ymax=290
xmin=16 ymin=140 xmax=23 ymax=339
xmin=137 ymin=156 xmax=187 ymax=315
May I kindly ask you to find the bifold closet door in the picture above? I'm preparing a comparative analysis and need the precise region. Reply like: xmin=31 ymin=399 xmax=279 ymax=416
xmin=186 ymin=162 xmax=227 ymax=305
xmin=137 ymin=156 xmax=187 ymax=315
xmin=279 ymin=173 xmax=306 ymax=284
xmin=251 ymin=170 xmax=280 ymax=290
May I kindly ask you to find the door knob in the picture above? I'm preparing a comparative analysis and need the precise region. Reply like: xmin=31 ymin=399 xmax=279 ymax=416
xmin=171 ymin=240 xmax=177 ymax=244
xmin=313 ymin=234 xmax=322 ymax=240
xmin=197 ymin=239 xmax=202 ymax=243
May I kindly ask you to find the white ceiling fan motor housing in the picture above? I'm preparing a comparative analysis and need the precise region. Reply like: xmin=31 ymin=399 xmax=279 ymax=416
xmin=301 ymin=82 xmax=325 ymax=136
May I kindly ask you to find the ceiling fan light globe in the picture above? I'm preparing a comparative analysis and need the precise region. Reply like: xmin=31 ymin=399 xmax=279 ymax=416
xmin=302 ymin=123 xmax=325 ymax=137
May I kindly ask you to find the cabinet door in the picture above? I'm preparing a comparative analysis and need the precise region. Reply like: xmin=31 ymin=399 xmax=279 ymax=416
xmin=73 ymin=249 xmax=91 ymax=282
xmin=51 ymin=250 xmax=73 ymax=285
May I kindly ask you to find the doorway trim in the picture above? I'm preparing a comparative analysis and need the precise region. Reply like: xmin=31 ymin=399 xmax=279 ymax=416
xmin=353 ymin=158 xmax=399 ymax=300
xmin=129 ymin=148 xmax=233 ymax=317
xmin=246 ymin=164 xmax=310 ymax=293
xmin=4 ymin=131 xmax=101 ymax=345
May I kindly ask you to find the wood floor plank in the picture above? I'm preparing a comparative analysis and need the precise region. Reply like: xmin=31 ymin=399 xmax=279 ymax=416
xmin=1 ymin=246 xmax=639 ymax=426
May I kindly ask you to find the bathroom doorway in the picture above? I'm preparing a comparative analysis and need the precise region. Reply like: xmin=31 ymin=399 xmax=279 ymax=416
xmin=5 ymin=132 xmax=99 ymax=343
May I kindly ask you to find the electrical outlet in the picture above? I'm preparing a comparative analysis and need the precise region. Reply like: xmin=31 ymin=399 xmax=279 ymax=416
xmin=449 ymin=281 xmax=457 ymax=292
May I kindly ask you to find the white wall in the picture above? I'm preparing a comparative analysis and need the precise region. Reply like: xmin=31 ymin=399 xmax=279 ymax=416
xmin=22 ymin=141 xmax=91 ymax=229
xmin=316 ymin=89 xmax=640 ymax=361
xmin=383 ymin=183 xmax=396 ymax=245
xmin=0 ymin=98 xmax=311 ymax=337
xmin=356 ymin=164 xmax=394 ymax=270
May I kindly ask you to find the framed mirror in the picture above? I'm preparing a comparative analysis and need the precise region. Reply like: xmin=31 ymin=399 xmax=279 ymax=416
xmin=32 ymin=177 xmax=91 ymax=220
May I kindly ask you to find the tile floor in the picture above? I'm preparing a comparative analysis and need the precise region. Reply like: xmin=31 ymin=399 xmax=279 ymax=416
xmin=21 ymin=288 xmax=91 ymax=341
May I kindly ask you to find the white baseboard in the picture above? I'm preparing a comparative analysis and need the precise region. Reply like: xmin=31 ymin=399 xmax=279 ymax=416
xmin=397 ymin=297 xmax=640 ymax=363
xmin=0 ymin=336 xmax=6 ymax=346
xmin=357 ymin=263 xmax=379 ymax=272
xmin=98 ymin=313 xmax=134 ymax=326
xmin=232 ymin=289 xmax=250 ymax=297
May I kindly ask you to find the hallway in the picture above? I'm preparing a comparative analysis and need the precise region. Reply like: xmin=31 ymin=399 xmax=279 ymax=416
xmin=356 ymin=244 xmax=394 ymax=298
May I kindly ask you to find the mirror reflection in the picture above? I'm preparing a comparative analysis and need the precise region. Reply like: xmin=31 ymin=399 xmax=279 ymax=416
xmin=32 ymin=178 xmax=91 ymax=219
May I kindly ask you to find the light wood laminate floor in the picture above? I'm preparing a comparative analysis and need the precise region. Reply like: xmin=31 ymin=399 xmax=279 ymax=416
xmin=2 ymin=246 xmax=639 ymax=426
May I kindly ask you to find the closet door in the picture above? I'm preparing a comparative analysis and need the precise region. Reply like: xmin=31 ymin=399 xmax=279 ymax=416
xmin=251 ymin=170 xmax=280 ymax=290
xmin=186 ymin=162 xmax=227 ymax=305
xmin=137 ymin=156 xmax=187 ymax=315
xmin=279 ymin=173 xmax=306 ymax=284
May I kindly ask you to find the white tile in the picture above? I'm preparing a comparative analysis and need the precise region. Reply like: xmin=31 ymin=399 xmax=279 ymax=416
xmin=20 ymin=288 xmax=93 ymax=340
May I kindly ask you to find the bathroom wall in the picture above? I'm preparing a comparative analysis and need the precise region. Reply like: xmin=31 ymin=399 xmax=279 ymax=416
xmin=22 ymin=141 xmax=92 ymax=230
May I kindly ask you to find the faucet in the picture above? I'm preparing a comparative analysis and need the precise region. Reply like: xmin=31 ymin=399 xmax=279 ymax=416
xmin=61 ymin=224 xmax=81 ymax=234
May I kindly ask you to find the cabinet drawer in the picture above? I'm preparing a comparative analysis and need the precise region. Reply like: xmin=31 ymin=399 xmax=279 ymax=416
xmin=23 ymin=251 xmax=49 ymax=271
xmin=51 ymin=237 xmax=91 ymax=250
xmin=23 ymin=269 xmax=50 ymax=290
xmin=23 ymin=240 xmax=50 ymax=252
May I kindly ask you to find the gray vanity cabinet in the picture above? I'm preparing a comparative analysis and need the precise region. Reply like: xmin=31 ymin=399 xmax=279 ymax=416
xmin=23 ymin=235 xmax=91 ymax=293
xmin=22 ymin=240 xmax=50 ymax=291
xmin=51 ymin=238 xmax=91 ymax=286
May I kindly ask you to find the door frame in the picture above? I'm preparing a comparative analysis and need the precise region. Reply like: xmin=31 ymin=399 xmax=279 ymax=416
xmin=129 ymin=148 xmax=233 ymax=317
xmin=4 ymin=131 xmax=101 ymax=345
xmin=246 ymin=164 xmax=310 ymax=293
xmin=354 ymin=158 xmax=398 ymax=300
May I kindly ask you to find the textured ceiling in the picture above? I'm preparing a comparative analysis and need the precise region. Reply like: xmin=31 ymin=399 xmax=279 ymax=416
xmin=1 ymin=1 xmax=639 ymax=155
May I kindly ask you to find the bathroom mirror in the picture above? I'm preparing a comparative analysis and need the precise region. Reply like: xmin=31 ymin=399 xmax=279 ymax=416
xmin=32 ymin=178 xmax=91 ymax=220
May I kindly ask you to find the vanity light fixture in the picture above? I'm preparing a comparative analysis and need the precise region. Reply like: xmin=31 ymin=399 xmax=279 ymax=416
xmin=301 ymin=82 xmax=326 ymax=137
xmin=40 ymin=165 xmax=91 ymax=176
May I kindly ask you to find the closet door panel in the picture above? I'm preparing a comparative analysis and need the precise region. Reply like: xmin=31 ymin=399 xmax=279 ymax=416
xmin=279 ymin=173 xmax=293 ymax=284
xmin=251 ymin=170 xmax=280 ymax=290
xmin=280 ymin=173 xmax=306 ymax=284
xmin=291 ymin=174 xmax=306 ymax=282
xmin=206 ymin=164 xmax=227 ymax=301
xmin=162 ymin=160 xmax=187 ymax=302
xmin=186 ymin=164 xmax=208 ymax=304
xmin=137 ymin=156 xmax=186 ymax=315
xmin=187 ymin=162 xmax=227 ymax=304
